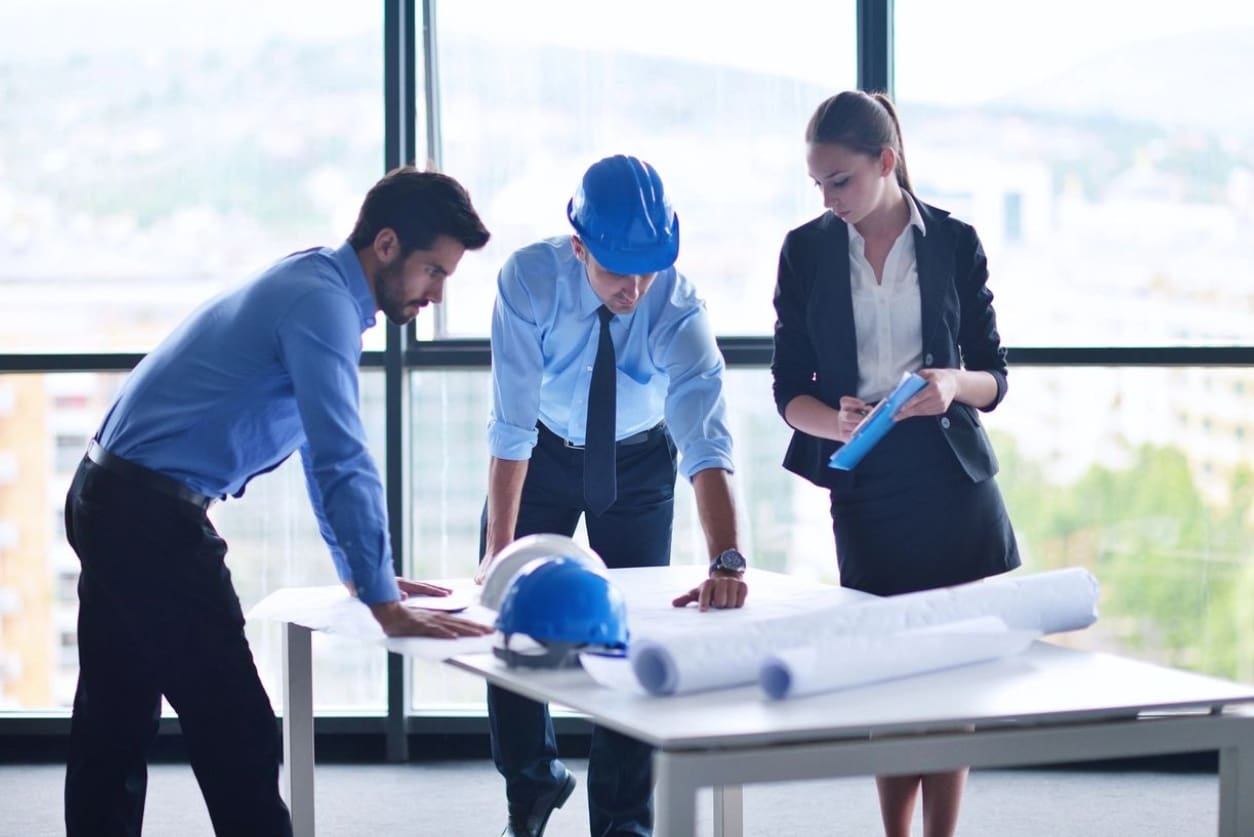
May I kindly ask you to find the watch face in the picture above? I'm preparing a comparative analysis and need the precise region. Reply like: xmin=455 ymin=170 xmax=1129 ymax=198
xmin=717 ymin=549 xmax=746 ymax=572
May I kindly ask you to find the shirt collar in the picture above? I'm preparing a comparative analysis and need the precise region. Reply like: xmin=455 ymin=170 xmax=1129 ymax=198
xmin=332 ymin=240 xmax=378 ymax=331
xmin=904 ymin=191 xmax=927 ymax=237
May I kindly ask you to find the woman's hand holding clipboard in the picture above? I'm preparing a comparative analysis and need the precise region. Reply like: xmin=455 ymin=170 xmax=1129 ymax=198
xmin=828 ymin=372 xmax=928 ymax=471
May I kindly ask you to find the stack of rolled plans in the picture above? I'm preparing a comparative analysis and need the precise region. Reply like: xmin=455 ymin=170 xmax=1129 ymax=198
xmin=628 ymin=568 xmax=1098 ymax=699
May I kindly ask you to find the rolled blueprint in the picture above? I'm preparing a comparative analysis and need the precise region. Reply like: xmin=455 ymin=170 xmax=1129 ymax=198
xmin=629 ymin=568 xmax=1098 ymax=696
xmin=758 ymin=616 xmax=1038 ymax=700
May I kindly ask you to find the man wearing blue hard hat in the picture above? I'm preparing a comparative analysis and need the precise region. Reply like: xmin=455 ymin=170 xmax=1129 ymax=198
xmin=479 ymin=154 xmax=750 ymax=837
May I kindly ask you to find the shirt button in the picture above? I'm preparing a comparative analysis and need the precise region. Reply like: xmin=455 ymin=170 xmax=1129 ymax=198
xmin=586 ymin=366 xmax=593 ymax=371
xmin=940 ymin=417 xmax=951 ymax=429
xmin=924 ymin=353 xmax=934 ymax=365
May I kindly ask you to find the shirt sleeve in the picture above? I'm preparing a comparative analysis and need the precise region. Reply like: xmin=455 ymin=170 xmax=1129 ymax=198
xmin=953 ymin=225 xmax=1010 ymax=411
xmin=487 ymin=255 xmax=545 ymax=460
xmin=276 ymin=289 xmax=400 ymax=605
xmin=299 ymin=440 xmax=352 ymax=584
xmin=654 ymin=292 xmax=734 ymax=481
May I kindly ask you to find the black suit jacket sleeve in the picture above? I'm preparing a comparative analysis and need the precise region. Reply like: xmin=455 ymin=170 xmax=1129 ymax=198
xmin=771 ymin=233 xmax=820 ymax=420
xmin=954 ymin=227 xmax=1008 ymax=411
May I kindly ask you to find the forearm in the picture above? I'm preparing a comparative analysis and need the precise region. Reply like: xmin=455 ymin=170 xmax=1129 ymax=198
xmin=691 ymin=468 xmax=738 ymax=560
xmin=484 ymin=456 xmax=529 ymax=559
xmin=783 ymin=394 xmax=840 ymax=441
xmin=952 ymin=369 xmax=999 ymax=410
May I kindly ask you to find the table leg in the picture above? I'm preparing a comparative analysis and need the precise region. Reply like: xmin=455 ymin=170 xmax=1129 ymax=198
xmin=654 ymin=751 xmax=698 ymax=837
xmin=282 ymin=622 xmax=315 ymax=837
xmin=713 ymin=785 xmax=744 ymax=837
xmin=1218 ymin=721 xmax=1253 ymax=837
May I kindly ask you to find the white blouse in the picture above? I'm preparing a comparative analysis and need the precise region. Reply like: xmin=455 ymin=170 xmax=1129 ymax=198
xmin=847 ymin=193 xmax=927 ymax=403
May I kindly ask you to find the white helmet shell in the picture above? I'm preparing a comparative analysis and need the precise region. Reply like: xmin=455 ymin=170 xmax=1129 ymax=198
xmin=479 ymin=534 xmax=607 ymax=611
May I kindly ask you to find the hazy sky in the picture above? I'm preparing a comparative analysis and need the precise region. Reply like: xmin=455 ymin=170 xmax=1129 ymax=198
xmin=3 ymin=0 xmax=1253 ymax=103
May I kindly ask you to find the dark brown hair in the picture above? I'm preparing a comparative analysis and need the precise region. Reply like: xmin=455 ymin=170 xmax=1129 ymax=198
xmin=804 ymin=90 xmax=913 ymax=193
xmin=349 ymin=166 xmax=491 ymax=254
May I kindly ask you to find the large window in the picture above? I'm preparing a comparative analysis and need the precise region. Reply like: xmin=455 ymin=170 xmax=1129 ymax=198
xmin=2 ymin=1 xmax=1251 ymax=728
xmin=0 ymin=371 xmax=389 ymax=711
xmin=894 ymin=0 xmax=1254 ymax=347
xmin=0 ymin=0 xmax=386 ymax=353
xmin=434 ymin=0 xmax=858 ymax=337
xmin=986 ymin=367 xmax=1254 ymax=682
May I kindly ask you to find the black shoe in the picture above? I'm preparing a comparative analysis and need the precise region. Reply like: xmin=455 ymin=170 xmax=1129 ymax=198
xmin=499 ymin=768 xmax=577 ymax=837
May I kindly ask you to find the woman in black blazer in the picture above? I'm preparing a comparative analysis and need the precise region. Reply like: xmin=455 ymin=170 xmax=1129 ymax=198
xmin=771 ymin=90 xmax=1020 ymax=837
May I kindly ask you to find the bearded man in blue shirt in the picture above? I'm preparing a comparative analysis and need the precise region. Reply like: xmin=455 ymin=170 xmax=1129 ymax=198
xmin=479 ymin=155 xmax=751 ymax=837
xmin=63 ymin=167 xmax=494 ymax=837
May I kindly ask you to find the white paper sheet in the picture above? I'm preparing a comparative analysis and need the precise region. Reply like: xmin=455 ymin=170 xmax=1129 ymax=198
xmin=579 ymin=653 xmax=649 ymax=695
xmin=629 ymin=568 xmax=1098 ymax=696
xmin=247 ymin=580 xmax=497 ymax=661
xmin=758 ymin=616 xmax=1039 ymax=700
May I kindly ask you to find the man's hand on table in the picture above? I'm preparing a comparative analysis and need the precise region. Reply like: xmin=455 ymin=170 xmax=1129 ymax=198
xmin=671 ymin=570 xmax=748 ymax=612
xmin=369 ymin=601 xmax=492 ymax=639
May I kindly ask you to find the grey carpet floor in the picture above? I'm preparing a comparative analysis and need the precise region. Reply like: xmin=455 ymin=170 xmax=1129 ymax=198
xmin=0 ymin=759 xmax=1218 ymax=836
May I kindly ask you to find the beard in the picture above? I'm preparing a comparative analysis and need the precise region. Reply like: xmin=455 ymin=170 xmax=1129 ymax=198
xmin=374 ymin=259 xmax=417 ymax=326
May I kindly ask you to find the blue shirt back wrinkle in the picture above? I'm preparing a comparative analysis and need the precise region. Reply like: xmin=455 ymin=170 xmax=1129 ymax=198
xmin=97 ymin=242 xmax=400 ymax=605
xmin=489 ymin=236 xmax=734 ymax=481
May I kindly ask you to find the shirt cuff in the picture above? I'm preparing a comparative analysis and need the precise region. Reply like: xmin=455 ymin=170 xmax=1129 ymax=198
xmin=678 ymin=446 xmax=735 ymax=481
xmin=488 ymin=419 xmax=538 ymax=461
xmin=355 ymin=569 xmax=401 ymax=606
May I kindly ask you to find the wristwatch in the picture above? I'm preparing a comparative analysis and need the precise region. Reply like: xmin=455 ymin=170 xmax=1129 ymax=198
xmin=709 ymin=548 xmax=747 ymax=576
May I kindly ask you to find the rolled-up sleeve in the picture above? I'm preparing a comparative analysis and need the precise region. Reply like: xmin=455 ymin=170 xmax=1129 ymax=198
xmin=771 ymin=233 xmax=820 ymax=421
xmin=277 ymin=290 xmax=399 ymax=606
xmin=488 ymin=256 xmax=544 ymax=460
xmin=656 ymin=302 xmax=734 ymax=480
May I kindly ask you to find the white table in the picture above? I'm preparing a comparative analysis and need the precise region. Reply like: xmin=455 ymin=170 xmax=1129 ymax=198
xmin=260 ymin=567 xmax=1254 ymax=836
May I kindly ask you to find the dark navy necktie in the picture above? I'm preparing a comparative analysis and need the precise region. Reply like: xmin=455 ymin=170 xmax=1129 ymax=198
xmin=584 ymin=305 xmax=617 ymax=515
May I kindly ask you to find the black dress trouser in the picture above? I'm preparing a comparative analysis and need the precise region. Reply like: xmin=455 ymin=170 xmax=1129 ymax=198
xmin=484 ymin=422 xmax=677 ymax=837
xmin=63 ymin=456 xmax=292 ymax=837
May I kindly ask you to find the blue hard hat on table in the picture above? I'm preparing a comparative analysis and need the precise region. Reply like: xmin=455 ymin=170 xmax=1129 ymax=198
xmin=495 ymin=557 xmax=629 ymax=668
xmin=567 ymin=154 xmax=680 ymax=276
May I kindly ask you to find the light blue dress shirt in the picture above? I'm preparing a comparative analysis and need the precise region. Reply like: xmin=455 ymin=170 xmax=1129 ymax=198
xmin=488 ymin=236 xmax=734 ymax=481
xmin=98 ymin=242 xmax=400 ymax=605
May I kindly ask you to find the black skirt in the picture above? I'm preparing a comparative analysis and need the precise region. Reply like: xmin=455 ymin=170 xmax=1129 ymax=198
xmin=829 ymin=414 xmax=1020 ymax=597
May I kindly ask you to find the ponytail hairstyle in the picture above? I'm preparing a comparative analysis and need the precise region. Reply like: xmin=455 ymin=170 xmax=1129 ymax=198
xmin=804 ymin=90 xmax=913 ymax=194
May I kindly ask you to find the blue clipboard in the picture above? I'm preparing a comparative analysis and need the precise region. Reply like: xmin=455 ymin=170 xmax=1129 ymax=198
xmin=828 ymin=372 xmax=927 ymax=471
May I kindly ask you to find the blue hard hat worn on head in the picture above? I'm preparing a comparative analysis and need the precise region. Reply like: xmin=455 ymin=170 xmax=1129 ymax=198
xmin=495 ymin=557 xmax=629 ymax=669
xmin=567 ymin=154 xmax=680 ymax=276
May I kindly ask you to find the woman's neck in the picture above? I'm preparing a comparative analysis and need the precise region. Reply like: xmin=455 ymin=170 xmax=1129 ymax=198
xmin=853 ymin=185 xmax=910 ymax=243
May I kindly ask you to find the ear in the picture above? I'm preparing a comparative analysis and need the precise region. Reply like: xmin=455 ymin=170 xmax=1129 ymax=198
xmin=373 ymin=228 xmax=400 ymax=263
xmin=570 ymin=235 xmax=586 ymax=262
xmin=878 ymin=147 xmax=897 ymax=179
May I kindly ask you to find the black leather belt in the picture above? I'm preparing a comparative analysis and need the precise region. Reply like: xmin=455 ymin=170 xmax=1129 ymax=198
xmin=86 ymin=440 xmax=216 ymax=511
xmin=541 ymin=421 xmax=665 ymax=451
